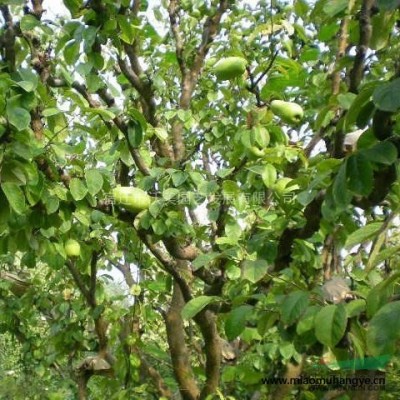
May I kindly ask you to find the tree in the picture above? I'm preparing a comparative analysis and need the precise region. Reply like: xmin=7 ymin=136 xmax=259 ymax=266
xmin=1 ymin=0 xmax=400 ymax=399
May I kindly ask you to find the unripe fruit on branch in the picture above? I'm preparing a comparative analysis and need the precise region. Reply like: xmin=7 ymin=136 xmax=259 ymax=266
xmin=65 ymin=239 xmax=81 ymax=258
xmin=270 ymin=100 xmax=304 ymax=125
xmin=241 ymin=125 xmax=270 ymax=159
xmin=213 ymin=57 xmax=247 ymax=80
xmin=112 ymin=186 xmax=151 ymax=213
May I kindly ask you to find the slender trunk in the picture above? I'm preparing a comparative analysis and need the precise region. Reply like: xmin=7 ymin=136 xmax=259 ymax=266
xmin=77 ymin=371 xmax=90 ymax=400
xmin=165 ymin=281 xmax=200 ymax=400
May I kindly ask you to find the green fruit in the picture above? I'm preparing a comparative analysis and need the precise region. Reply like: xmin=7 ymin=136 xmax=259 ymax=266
xmin=65 ymin=239 xmax=81 ymax=257
xmin=112 ymin=186 xmax=151 ymax=212
xmin=241 ymin=126 xmax=270 ymax=159
xmin=247 ymin=146 xmax=266 ymax=158
xmin=270 ymin=100 xmax=304 ymax=125
xmin=213 ymin=56 xmax=247 ymax=80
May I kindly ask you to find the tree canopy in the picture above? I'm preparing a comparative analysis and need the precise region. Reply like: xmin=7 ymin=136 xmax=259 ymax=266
xmin=1 ymin=0 xmax=400 ymax=399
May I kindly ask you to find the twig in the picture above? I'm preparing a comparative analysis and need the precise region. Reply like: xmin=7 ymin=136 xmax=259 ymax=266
xmin=246 ymin=50 xmax=278 ymax=106
xmin=65 ymin=259 xmax=91 ymax=302
xmin=89 ymin=252 xmax=99 ymax=307
xmin=254 ymin=50 xmax=279 ymax=87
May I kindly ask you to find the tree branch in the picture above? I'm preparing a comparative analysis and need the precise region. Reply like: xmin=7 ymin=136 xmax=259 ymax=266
xmin=194 ymin=310 xmax=221 ymax=399
xmin=65 ymin=259 xmax=91 ymax=301
xmin=65 ymin=257 xmax=109 ymax=354
xmin=30 ymin=0 xmax=44 ymax=18
xmin=332 ymin=17 xmax=349 ymax=95
xmin=163 ymin=237 xmax=200 ymax=261
xmin=172 ymin=0 xmax=230 ymax=161
xmin=89 ymin=252 xmax=98 ymax=307
xmin=48 ymin=77 xmax=151 ymax=176
xmin=168 ymin=0 xmax=187 ymax=77
xmin=113 ymin=260 xmax=135 ymax=288
xmin=274 ymin=191 xmax=324 ymax=271
xmin=0 ymin=5 xmax=16 ymax=72
xmin=138 ymin=351 xmax=173 ymax=398
xmin=349 ymin=0 xmax=374 ymax=93
xmin=137 ymin=231 xmax=193 ymax=302
xmin=117 ymin=56 xmax=173 ymax=159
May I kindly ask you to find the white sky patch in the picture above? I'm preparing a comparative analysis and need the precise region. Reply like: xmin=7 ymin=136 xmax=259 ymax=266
xmin=43 ymin=0 xmax=69 ymax=18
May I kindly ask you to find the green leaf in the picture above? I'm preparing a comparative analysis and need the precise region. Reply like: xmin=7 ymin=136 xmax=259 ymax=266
xmin=69 ymin=178 xmax=88 ymax=201
xmin=370 ymin=11 xmax=396 ymax=51
xmin=64 ymin=40 xmax=80 ymax=65
xmin=370 ymin=245 xmax=400 ymax=268
xmin=152 ymin=219 xmax=166 ymax=235
xmin=315 ymin=304 xmax=347 ymax=347
xmin=171 ymin=171 xmax=188 ymax=187
xmin=198 ymin=181 xmax=219 ymax=196
xmin=345 ymin=299 xmax=366 ymax=318
xmin=361 ymin=142 xmax=398 ymax=165
xmin=241 ymin=259 xmax=268 ymax=283
xmin=127 ymin=108 xmax=148 ymax=131
xmin=222 ymin=180 xmax=240 ymax=198
xmin=182 ymin=296 xmax=218 ymax=320
xmin=86 ymin=74 xmax=105 ymax=92
xmin=42 ymin=108 xmax=61 ymax=117
xmin=162 ymin=188 xmax=179 ymax=201
xmin=1 ymin=182 xmax=26 ymax=214
xmin=367 ymin=301 xmax=400 ymax=356
xmin=0 ymin=0 xmax=27 ymax=4
xmin=337 ymin=93 xmax=357 ymax=109
xmin=345 ymin=222 xmax=383 ymax=249
xmin=323 ymin=0 xmax=348 ymax=17
xmin=344 ymin=82 xmax=379 ymax=130
xmin=153 ymin=127 xmax=168 ymax=142
xmin=6 ymin=106 xmax=31 ymax=131
xmin=225 ymin=305 xmax=253 ymax=340
xmin=373 ymin=78 xmax=400 ymax=112
xmin=261 ymin=164 xmax=277 ymax=188
xmin=83 ymin=108 xmax=115 ymax=121
xmin=15 ymin=68 xmax=38 ymax=92
xmin=280 ymin=291 xmax=309 ymax=325
xmin=127 ymin=121 xmax=143 ymax=148
xmin=279 ymin=342 xmax=295 ymax=360
xmin=346 ymin=153 xmax=373 ymax=196
xmin=377 ymin=0 xmax=400 ymax=11
xmin=44 ymin=196 xmax=60 ymax=214
xmin=192 ymin=252 xmax=220 ymax=270
xmin=253 ymin=126 xmax=269 ymax=147
xmin=333 ymin=162 xmax=351 ymax=208
xmin=20 ymin=14 xmax=40 ymax=31
xmin=296 ymin=306 xmax=320 ymax=335
xmin=366 ymin=272 xmax=400 ymax=318
xmin=246 ymin=165 xmax=267 ymax=175
xmin=117 ymin=15 xmax=137 ymax=44
xmin=63 ymin=0 xmax=81 ymax=17
xmin=85 ymin=170 xmax=103 ymax=196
